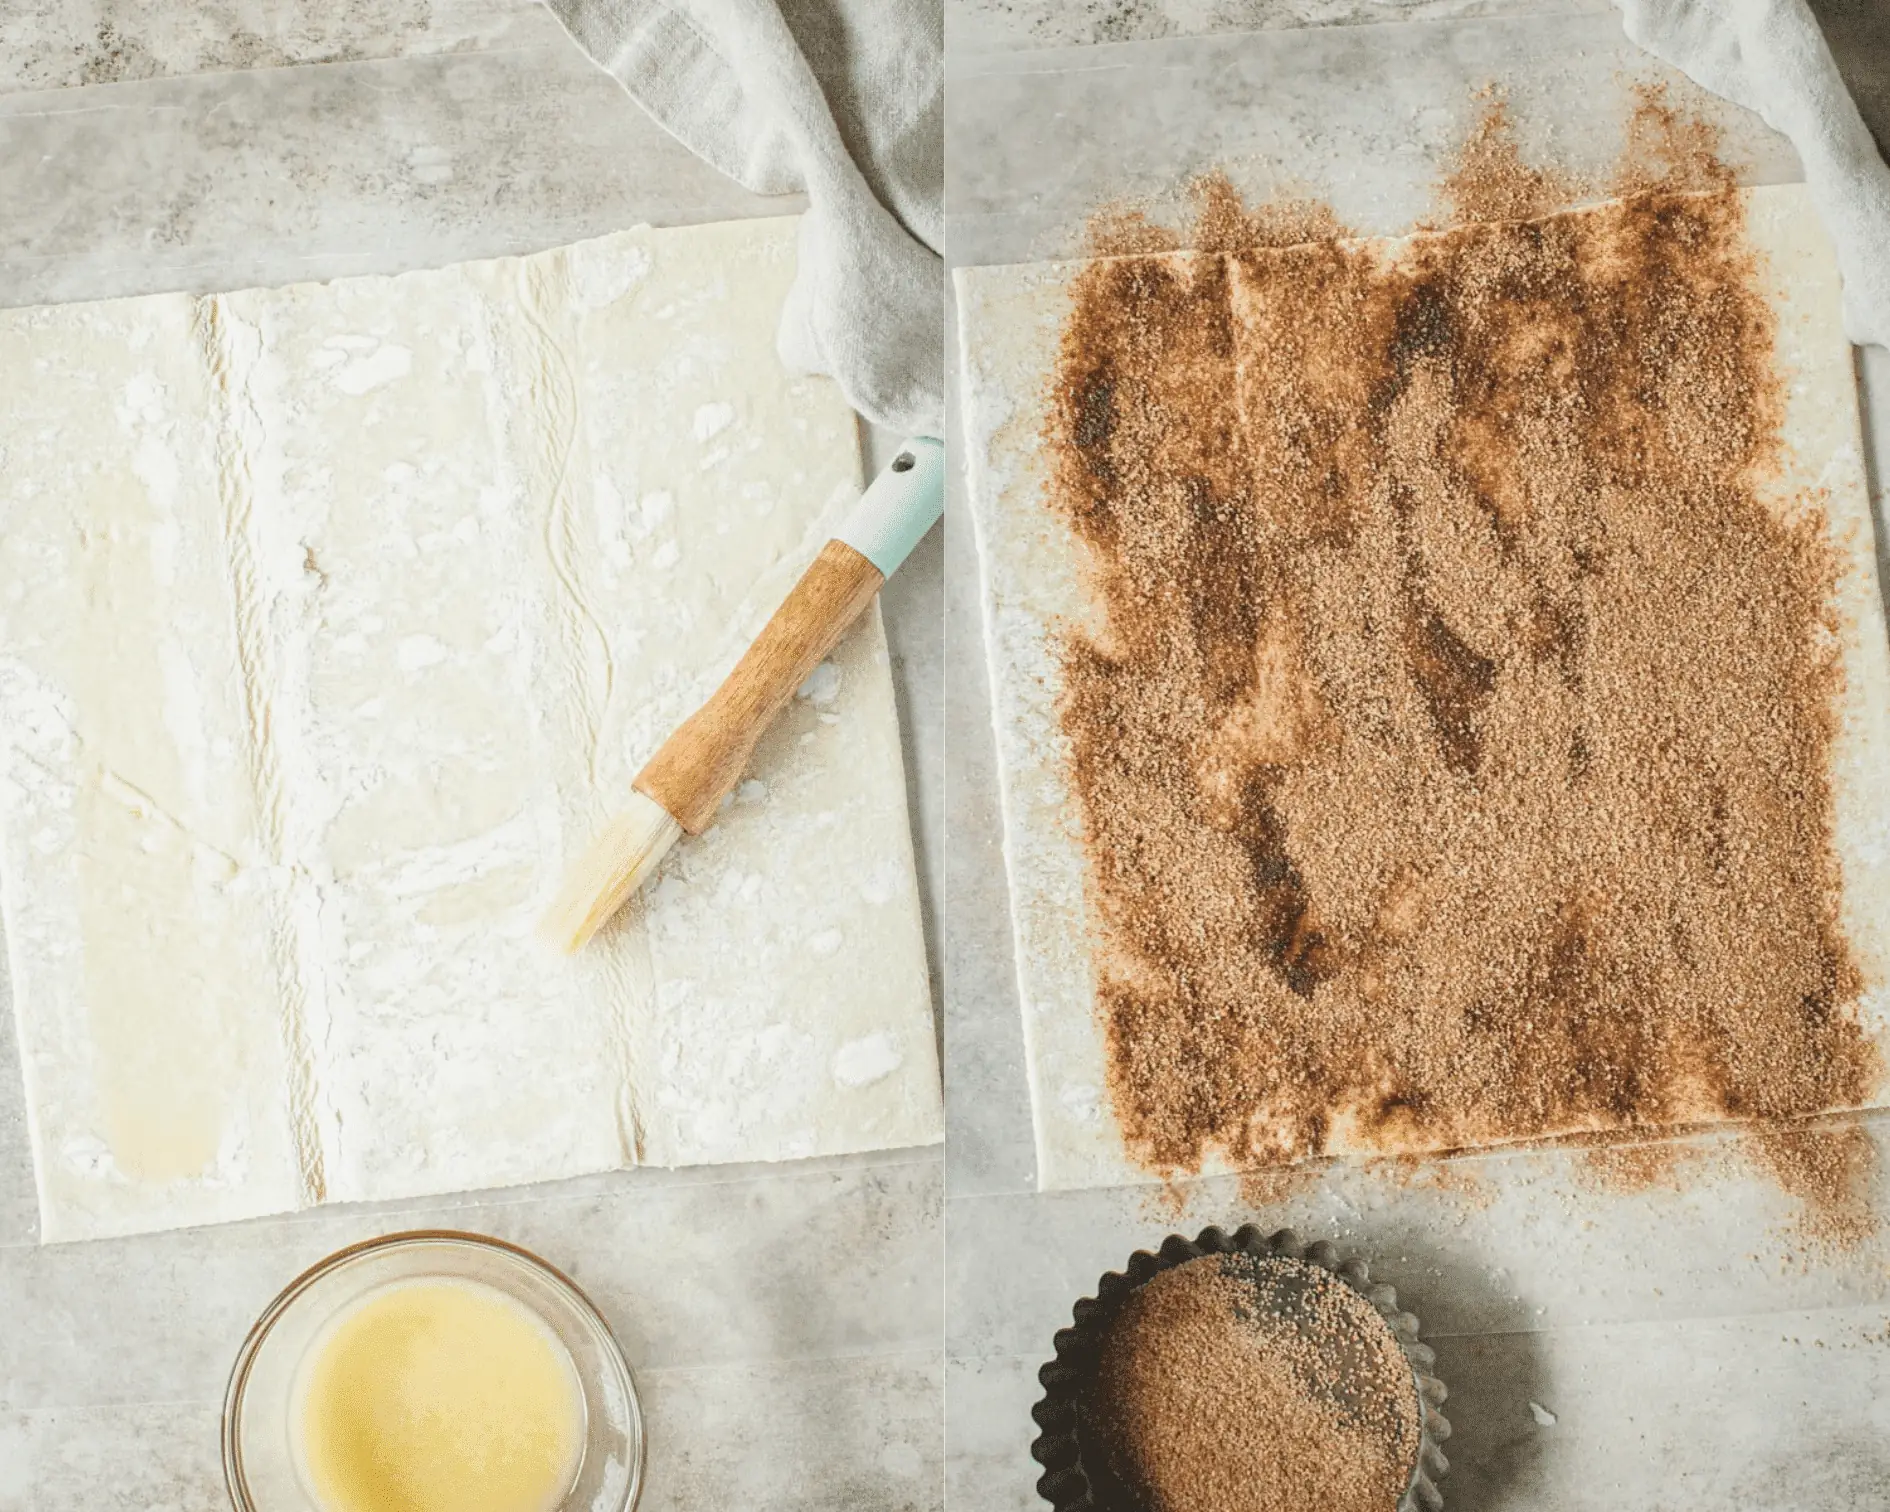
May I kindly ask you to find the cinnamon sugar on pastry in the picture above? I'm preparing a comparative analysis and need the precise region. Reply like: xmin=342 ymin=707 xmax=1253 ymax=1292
xmin=1045 ymin=102 xmax=1878 ymax=1181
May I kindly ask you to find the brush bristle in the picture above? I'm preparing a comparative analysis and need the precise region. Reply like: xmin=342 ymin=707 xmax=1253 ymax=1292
xmin=538 ymin=790 xmax=684 ymax=955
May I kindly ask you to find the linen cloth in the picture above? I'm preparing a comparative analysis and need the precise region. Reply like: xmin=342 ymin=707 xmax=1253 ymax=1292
xmin=1618 ymin=0 xmax=1890 ymax=349
xmin=544 ymin=0 xmax=944 ymax=435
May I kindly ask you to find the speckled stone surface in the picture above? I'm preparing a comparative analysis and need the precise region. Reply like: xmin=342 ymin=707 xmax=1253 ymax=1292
xmin=0 ymin=0 xmax=540 ymax=91
xmin=944 ymin=8 xmax=1890 ymax=1510
xmin=947 ymin=0 xmax=1605 ymax=51
xmin=0 ymin=3 xmax=942 ymax=1508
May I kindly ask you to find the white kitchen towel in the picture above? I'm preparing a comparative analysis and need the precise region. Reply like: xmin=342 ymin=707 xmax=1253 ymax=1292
xmin=543 ymin=0 xmax=944 ymax=435
xmin=1617 ymin=0 xmax=1890 ymax=350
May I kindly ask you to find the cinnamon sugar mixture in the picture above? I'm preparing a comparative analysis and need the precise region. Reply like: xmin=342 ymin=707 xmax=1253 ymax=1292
xmin=1755 ymin=1122 xmax=1878 ymax=1250
xmin=1046 ymin=105 xmax=1880 ymax=1178
xmin=1085 ymin=171 xmax=1351 ymax=259
xmin=1436 ymin=94 xmax=1580 ymax=223
xmin=1092 ymin=1254 xmax=1420 ymax=1512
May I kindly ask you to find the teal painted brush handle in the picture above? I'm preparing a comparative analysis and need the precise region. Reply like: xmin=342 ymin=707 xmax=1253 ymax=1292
xmin=836 ymin=436 xmax=944 ymax=578
xmin=633 ymin=435 xmax=945 ymax=834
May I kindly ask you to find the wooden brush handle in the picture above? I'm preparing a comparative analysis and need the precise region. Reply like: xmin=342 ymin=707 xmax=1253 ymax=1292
xmin=633 ymin=540 xmax=885 ymax=834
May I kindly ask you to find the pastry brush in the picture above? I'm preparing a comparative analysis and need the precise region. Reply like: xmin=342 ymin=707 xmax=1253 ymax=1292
xmin=539 ymin=436 xmax=945 ymax=955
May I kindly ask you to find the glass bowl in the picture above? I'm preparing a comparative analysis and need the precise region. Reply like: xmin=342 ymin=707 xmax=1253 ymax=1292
xmin=223 ymin=1230 xmax=644 ymax=1512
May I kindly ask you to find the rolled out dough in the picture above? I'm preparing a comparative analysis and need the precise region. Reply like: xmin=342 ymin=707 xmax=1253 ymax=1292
xmin=0 ymin=215 xmax=940 ymax=1243
xmin=955 ymin=183 xmax=1890 ymax=1193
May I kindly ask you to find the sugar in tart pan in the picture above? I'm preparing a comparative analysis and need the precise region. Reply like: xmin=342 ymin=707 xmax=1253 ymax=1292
xmin=1031 ymin=1226 xmax=1450 ymax=1512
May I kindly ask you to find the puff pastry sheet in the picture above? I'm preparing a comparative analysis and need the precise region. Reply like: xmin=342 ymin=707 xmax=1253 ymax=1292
xmin=955 ymin=184 xmax=1890 ymax=1192
xmin=0 ymin=216 xmax=940 ymax=1242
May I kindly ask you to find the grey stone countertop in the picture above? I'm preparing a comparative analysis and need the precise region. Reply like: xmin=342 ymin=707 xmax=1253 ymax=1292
xmin=943 ymin=6 xmax=1890 ymax=1510
xmin=0 ymin=4 xmax=943 ymax=1509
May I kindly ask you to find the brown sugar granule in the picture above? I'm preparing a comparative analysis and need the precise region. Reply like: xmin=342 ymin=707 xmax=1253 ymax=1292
xmin=1576 ymin=1137 xmax=1699 ymax=1197
xmin=1753 ymin=1121 xmax=1879 ymax=1250
xmin=1438 ymin=93 xmax=1584 ymax=224
xmin=1085 ymin=171 xmax=1352 ymax=259
xmin=1085 ymin=202 xmax=1187 ymax=259
xmin=1090 ymin=1253 xmax=1421 ymax=1512
xmin=1237 ymin=1159 xmax=1333 ymax=1210
xmin=1614 ymin=81 xmax=1739 ymax=198
xmin=1188 ymin=171 xmax=1352 ymax=253
xmin=1436 ymin=83 xmax=1732 ymax=231
xmin=1045 ymin=120 xmax=1878 ymax=1179
xmin=1373 ymin=1152 xmax=1495 ymax=1209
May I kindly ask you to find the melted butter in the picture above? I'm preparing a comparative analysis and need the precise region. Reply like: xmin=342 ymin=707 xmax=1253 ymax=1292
xmin=294 ymin=1278 xmax=585 ymax=1512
